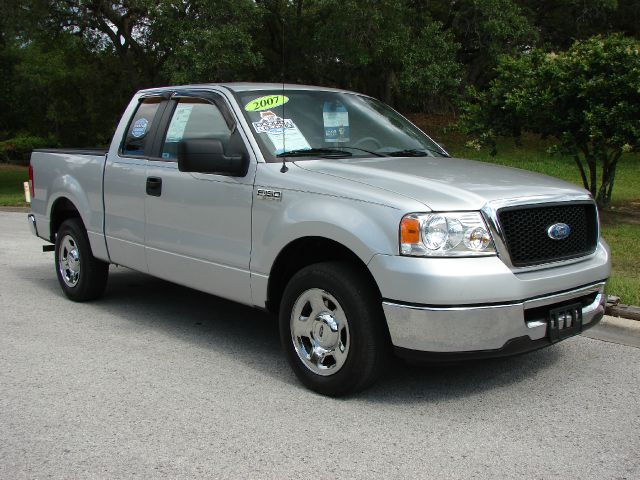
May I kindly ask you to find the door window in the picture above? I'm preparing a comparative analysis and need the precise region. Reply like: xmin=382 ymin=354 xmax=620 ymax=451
xmin=122 ymin=97 xmax=163 ymax=156
xmin=161 ymin=98 xmax=232 ymax=160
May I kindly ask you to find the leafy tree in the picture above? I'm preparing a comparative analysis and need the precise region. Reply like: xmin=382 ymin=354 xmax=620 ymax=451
xmin=155 ymin=0 xmax=264 ymax=83
xmin=272 ymin=0 xmax=463 ymax=109
xmin=0 ymin=0 xmax=264 ymax=153
xmin=516 ymin=1 xmax=635 ymax=49
xmin=2 ymin=0 xmax=639 ymax=157
xmin=458 ymin=35 xmax=640 ymax=208
xmin=420 ymin=0 xmax=538 ymax=86
xmin=398 ymin=21 xmax=462 ymax=111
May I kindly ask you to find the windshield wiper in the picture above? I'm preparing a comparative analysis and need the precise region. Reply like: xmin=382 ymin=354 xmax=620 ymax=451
xmin=276 ymin=148 xmax=353 ymax=158
xmin=330 ymin=146 xmax=386 ymax=157
xmin=386 ymin=147 xmax=449 ymax=157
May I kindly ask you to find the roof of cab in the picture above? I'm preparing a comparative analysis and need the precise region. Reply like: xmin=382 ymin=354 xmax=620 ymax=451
xmin=138 ymin=82 xmax=358 ymax=96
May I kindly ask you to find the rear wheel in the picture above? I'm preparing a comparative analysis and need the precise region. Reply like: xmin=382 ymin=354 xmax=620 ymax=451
xmin=279 ymin=261 xmax=389 ymax=396
xmin=55 ymin=218 xmax=109 ymax=302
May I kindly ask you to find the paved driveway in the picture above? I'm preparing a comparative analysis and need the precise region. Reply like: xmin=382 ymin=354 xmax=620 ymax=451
xmin=1 ymin=211 xmax=638 ymax=479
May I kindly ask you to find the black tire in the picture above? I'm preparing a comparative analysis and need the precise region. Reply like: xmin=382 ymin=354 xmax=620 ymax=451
xmin=54 ymin=218 xmax=109 ymax=302
xmin=279 ymin=261 xmax=390 ymax=396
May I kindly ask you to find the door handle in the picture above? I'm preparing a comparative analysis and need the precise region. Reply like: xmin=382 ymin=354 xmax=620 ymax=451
xmin=146 ymin=177 xmax=162 ymax=197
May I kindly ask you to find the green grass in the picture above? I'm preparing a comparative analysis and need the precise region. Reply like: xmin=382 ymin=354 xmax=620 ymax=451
xmin=601 ymin=222 xmax=640 ymax=306
xmin=1 ymin=132 xmax=639 ymax=304
xmin=434 ymin=131 xmax=640 ymax=205
xmin=0 ymin=164 xmax=28 ymax=207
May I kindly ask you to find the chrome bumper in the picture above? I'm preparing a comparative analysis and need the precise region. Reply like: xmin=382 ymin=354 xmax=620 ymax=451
xmin=27 ymin=214 xmax=38 ymax=237
xmin=383 ymin=282 xmax=606 ymax=353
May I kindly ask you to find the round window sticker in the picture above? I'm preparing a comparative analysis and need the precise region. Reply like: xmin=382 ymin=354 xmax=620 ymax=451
xmin=131 ymin=118 xmax=149 ymax=138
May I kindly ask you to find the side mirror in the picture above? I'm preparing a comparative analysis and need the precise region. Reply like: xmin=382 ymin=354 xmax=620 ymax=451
xmin=178 ymin=138 xmax=248 ymax=176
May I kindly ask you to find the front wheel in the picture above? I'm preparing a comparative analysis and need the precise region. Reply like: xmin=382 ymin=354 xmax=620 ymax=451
xmin=55 ymin=218 xmax=109 ymax=302
xmin=279 ymin=262 xmax=389 ymax=396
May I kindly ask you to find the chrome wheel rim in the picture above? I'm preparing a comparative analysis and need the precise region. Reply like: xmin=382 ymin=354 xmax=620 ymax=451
xmin=58 ymin=234 xmax=81 ymax=288
xmin=290 ymin=288 xmax=350 ymax=376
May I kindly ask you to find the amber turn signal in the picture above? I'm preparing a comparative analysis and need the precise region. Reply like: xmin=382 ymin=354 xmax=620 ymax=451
xmin=400 ymin=217 xmax=420 ymax=244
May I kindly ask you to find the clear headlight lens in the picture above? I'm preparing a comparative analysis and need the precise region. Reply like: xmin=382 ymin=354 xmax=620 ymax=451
xmin=400 ymin=212 xmax=496 ymax=257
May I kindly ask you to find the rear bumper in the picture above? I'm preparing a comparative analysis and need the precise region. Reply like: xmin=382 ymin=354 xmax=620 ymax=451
xmin=27 ymin=214 xmax=38 ymax=237
xmin=383 ymin=281 xmax=606 ymax=356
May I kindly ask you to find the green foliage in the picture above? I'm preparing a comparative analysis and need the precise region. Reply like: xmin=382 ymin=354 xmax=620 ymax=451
xmin=294 ymin=1 xmax=462 ymax=107
xmin=517 ymin=0 xmax=624 ymax=49
xmin=156 ymin=0 xmax=264 ymax=83
xmin=0 ymin=165 xmax=29 ymax=206
xmin=458 ymin=34 xmax=640 ymax=207
xmin=0 ymin=0 xmax=639 ymax=160
xmin=0 ymin=135 xmax=54 ymax=165
xmin=398 ymin=22 xmax=463 ymax=111
xmin=447 ymin=0 xmax=538 ymax=85
xmin=305 ymin=0 xmax=414 ymax=91
xmin=10 ymin=36 xmax=125 ymax=146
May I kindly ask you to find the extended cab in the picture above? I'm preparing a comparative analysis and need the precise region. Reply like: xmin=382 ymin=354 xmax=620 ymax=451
xmin=28 ymin=84 xmax=611 ymax=395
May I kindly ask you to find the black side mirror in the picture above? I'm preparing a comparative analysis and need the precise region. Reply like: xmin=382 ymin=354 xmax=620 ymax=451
xmin=177 ymin=138 xmax=248 ymax=176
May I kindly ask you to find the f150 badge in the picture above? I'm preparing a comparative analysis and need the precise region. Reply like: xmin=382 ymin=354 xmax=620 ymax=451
xmin=257 ymin=189 xmax=283 ymax=201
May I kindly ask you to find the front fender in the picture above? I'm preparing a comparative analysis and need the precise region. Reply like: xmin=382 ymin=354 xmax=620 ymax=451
xmin=251 ymin=193 xmax=401 ymax=276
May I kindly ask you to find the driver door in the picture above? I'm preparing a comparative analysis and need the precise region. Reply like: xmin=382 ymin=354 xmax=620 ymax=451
xmin=144 ymin=92 xmax=257 ymax=305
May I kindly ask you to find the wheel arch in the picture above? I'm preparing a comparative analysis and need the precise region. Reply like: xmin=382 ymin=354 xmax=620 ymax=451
xmin=265 ymin=236 xmax=382 ymax=315
xmin=49 ymin=196 xmax=84 ymax=242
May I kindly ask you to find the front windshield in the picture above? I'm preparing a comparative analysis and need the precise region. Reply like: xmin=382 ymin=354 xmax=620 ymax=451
xmin=234 ymin=89 xmax=447 ymax=162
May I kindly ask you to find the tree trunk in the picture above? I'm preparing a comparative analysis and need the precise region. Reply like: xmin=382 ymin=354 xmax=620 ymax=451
xmin=573 ymin=155 xmax=589 ymax=190
xmin=384 ymin=70 xmax=397 ymax=106
xmin=596 ymin=151 xmax=621 ymax=208
xmin=586 ymin=153 xmax=597 ymax=198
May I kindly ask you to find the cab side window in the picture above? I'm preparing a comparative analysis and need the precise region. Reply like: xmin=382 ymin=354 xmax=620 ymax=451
xmin=161 ymin=98 xmax=232 ymax=160
xmin=122 ymin=98 xmax=162 ymax=156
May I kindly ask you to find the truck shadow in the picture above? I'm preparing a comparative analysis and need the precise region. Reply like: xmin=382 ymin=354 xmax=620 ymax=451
xmin=23 ymin=265 xmax=563 ymax=403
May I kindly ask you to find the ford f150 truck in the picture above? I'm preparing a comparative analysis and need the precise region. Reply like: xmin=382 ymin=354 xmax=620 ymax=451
xmin=28 ymin=83 xmax=611 ymax=396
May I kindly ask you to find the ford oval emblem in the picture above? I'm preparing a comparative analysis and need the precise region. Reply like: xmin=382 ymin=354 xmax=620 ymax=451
xmin=547 ymin=223 xmax=572 ymax=240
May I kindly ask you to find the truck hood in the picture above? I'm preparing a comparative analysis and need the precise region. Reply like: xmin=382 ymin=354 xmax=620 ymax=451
xmin=295 ymin=156 xmax=588 ymax=211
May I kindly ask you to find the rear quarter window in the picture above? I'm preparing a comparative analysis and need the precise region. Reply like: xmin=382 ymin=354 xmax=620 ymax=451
xmin=122 ymin=98 xmax=162 ymax=156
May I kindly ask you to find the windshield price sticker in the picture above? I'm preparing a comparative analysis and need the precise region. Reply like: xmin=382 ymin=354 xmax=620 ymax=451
xmin=252 ymin=111 xmax=295 ymax=134
xmin=323 ymin=101 xmax=350 ymax=143
xmin=252 ymin=110 xmax=311 ymax=153
xmin=245 ymin=95 xmax=289 ymax=112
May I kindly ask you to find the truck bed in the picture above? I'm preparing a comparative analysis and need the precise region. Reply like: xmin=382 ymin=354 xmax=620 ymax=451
xmin=30 ymin=149 xmax=109 ymax=261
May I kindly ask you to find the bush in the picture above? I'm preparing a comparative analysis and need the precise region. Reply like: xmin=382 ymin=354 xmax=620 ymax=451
xmin=458 ymin=34 xmax=640 ymax=208
xmin=0 ymin=134 xmax=55 ymax=165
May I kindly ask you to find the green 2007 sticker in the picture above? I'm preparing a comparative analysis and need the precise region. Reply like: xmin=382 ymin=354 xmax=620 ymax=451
xmin=245 ymin=95 xmax=289 ymax=112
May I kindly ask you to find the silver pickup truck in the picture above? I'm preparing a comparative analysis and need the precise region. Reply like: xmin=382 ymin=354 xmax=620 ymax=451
xmin=28 ymin=83 xmax=611 ymax=396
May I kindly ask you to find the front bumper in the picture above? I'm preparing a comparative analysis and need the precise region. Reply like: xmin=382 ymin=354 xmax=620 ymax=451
xmin=383 ymin=282 xmax=605 ymax=358
xmin=371 ymin=241 xmax=610 ymax=356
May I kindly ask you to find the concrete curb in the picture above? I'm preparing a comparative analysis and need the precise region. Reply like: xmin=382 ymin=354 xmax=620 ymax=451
xmin=581 ymin=315 xmax=640 ymax=348
xmin=606 ymin=304 xmax=640 ymax=321
xmin=0 ymin=206 xmax=30 ymax=212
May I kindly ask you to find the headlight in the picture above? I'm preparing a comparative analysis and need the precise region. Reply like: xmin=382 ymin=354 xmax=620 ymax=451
xmin=400 ymin=212 xmax=495 ymax=257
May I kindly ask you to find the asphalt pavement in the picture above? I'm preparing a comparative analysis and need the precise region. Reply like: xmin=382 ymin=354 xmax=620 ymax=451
xmin=1 ymin=211 xmax=638 ymax=479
